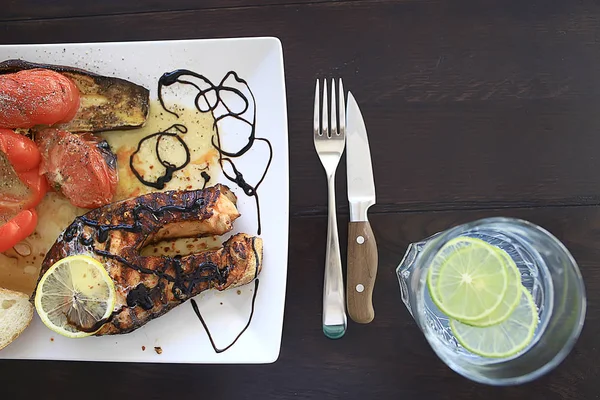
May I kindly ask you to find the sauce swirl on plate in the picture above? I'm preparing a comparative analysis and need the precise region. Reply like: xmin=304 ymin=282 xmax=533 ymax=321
xmin=124 ymin=69 xmax=270 ymax=353
xmin=157 ymin=69 xmax=273 ymax=236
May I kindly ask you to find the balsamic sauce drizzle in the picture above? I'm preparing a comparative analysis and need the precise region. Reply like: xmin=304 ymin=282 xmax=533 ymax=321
xmin=69 ymin=199 xmax=206 ymax=244
xmin=64 ymin=191 xmax=260 ymax=352
xmin=82 ymin=69 xmax=268 ymax=352
xmin=67 ymin=313 xmax=114 ymax=334
xmin=63 ymin=197 xmax=231 ymax=333
xmin=191 ymin=279 xmax=259 ymax=354
xmin=156 ymin=69 xmax=269 ymax=352
xmin=201 ymin=171 xmax=210 ymax=190
xmin=158 ymin=69 xmax=273 ymax=235
xmin=189 ymin=236 xmax=262 ymax=353
xmin=129 ymin=124 xmax=190 ymax=190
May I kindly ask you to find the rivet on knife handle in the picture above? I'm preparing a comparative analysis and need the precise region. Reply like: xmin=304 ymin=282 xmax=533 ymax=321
xmin=347 ymin=221 xmax=377 ymax=323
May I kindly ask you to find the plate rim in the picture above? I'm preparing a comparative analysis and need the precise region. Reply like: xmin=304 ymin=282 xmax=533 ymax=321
xmin=0 ymin=35 xmax=290 ymax=364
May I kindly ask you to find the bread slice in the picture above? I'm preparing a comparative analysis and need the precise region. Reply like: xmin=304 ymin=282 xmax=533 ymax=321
xmin=0 ymin=287 xmax=33 ymax=351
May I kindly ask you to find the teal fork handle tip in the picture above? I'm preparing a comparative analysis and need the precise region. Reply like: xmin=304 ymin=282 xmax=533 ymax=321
xmin=323 ymin=324 xmax=346 ymax=339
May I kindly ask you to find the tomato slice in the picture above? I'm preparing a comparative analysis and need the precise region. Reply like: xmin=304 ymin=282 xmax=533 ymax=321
xmin=0 ymin=129 xmax=48 ymax=212
xmin=0 ymin=209 xmax=37 ymax=253
xmin=17 ymin=169 xmax=49 ymax=210
xmin=36 ymin=129 xmax=117 ymax=209
xmin=0 ymin=128 xmax=41 ymax=172
xmin=0 ymin=69 xmax=80 ymax=129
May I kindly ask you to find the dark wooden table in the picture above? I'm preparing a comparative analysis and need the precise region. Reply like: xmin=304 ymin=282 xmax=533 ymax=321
xmin=2 ymin=0 xmax=599 ymax=398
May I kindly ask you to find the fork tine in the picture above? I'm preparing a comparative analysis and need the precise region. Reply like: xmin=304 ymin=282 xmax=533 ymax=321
xmin=331 ymin=79 xmax=337 ymax=137
xmin=322 ymin=79 xmax=329 ymax=138
xmin=338 ymin=78 xmax=345 ymax=138
xmin=314 ymin=79 xmax=320 ymax=137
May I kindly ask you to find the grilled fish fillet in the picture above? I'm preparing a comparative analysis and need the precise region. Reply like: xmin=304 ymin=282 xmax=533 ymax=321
xmin=37 ymin=184 xmax=263 ymax=335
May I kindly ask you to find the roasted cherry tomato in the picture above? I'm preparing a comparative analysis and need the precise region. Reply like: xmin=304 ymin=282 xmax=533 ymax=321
xmin=0 ymin=209 xmax=38 ymax=253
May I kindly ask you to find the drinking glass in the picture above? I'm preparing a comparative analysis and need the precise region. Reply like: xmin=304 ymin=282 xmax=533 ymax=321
xmin=396 ymin=217 xmax=586 ymax=385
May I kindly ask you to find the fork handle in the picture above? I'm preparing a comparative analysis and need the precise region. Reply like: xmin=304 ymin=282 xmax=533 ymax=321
xmin=322 ymin=174 xmax=347 ymax=339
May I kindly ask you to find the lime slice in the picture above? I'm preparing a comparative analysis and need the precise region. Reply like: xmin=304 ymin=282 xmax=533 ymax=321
xmin=34 ymin=255 xmax=116 ymax=338
xmin=450 ymin=286 xmax=539 ymax=358
xmin=428 ymin=236 xmax=509 ymax=322
xmin=467 ymin=248 xmax=522 ymax=327
xmin=427 ymin=236 xmax=481 ymax=306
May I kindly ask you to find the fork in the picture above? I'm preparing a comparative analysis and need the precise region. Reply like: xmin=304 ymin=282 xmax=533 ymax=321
xmin=314 ymin=78 xmax=347 ymax=339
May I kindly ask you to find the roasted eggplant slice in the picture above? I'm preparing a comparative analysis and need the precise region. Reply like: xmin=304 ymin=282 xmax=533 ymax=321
xmin=0 ymin=59 xmax=150 ymax=133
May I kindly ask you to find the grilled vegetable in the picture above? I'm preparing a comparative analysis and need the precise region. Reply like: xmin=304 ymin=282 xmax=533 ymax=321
xmin=0 ymin=129 xmax=48 ymax=251
xmin=0 ymin=210 xmax=38 ymax=253
xmin=0 ymin=59 xmax=150 ymax=133
xmin=0 ymin=69 xmax=80 ymax=129
xmin=0 ymin=129 xmax=48 ymax=217
xmin=0 ymin=150 xmax=30 ymax=221
xmin=36 ymin=128 xmax=118 ymax=209
xmin=0 ymin=129 xmax=41 ymax=171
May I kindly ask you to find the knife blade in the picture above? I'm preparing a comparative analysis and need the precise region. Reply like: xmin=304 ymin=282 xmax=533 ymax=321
xmin=345 ymin=91 xmax=378 ymax=324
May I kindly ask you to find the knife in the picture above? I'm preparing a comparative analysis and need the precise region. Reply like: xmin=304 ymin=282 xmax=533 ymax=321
xmin=345 ymin=92 xmax=378 ymax=324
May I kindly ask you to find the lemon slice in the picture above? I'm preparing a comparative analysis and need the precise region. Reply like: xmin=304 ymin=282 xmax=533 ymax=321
xmin=467 ymin=248 xmax=522 ymax=327
xmin=427 ymin=236 xmax=509 ymax=322
xmin=34 ymin=255 xmax=116 ymax=338
xmin=450 ymin=286 xmax=539 ymax=358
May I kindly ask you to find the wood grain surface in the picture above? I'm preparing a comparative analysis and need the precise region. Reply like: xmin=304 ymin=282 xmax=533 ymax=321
xmin=3 ymin=0 xmax=358 ymax=21
xmin=3 ymin=0 xmax=599 ymax=216
xmin=1 ymin=0 xmax=599 ymax=398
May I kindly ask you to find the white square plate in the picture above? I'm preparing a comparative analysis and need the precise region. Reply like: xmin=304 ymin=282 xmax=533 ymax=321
xmin=0 ymin=37 xmax=289 ymax=363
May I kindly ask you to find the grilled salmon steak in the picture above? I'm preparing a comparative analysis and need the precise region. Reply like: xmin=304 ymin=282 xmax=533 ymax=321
xmin=37 ymin=184 xmax=263 ymax=335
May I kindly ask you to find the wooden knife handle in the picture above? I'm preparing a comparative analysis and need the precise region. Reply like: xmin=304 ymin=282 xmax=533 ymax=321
xmin=346 ymin=221 xmax=378 ymax=324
